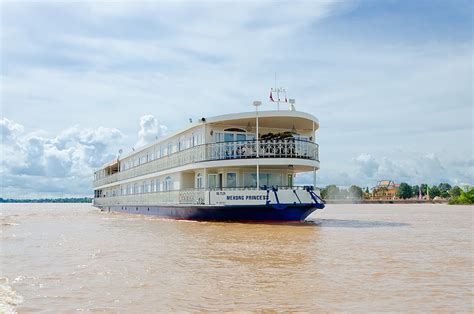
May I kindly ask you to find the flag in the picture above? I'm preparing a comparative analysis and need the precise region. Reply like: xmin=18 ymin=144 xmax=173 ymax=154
xmin=269 ymin=89 xmax=274 ymax=102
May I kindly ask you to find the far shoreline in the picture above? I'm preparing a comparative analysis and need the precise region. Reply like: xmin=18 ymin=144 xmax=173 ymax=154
xmin=326 ymin=199 xmax=449 ymax=204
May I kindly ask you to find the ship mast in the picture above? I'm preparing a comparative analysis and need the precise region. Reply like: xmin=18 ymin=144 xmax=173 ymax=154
xmin=270 ymin=73 xmax=287 ymax=110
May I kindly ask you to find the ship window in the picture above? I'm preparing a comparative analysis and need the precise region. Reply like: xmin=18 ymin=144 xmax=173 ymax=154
xmin=208 ymin=174 xmax=217 ymax=189
xmin=226 ymin=173 xmax=237 ymax=188
xmin=214 ymin=132 xmax=224 ymax=143
xmin=196 ymin=173 xmax=203 ymax=189
xmin=193 ymin=131 xmax=203 ymax=146
xmin=236 ymin=134 xmax=246 ymax=142
xmin=144 ymin=182 xmax=149 ymax=193
xmin=224 ymin=133 xmax=234 ymax=142
xmin=155 ymin=179 xmax=160 ymax=192
xmin=243 ymin=173 xmax=282 ymax=187
xmin=164 ymin=176 xmax=173 ymax=191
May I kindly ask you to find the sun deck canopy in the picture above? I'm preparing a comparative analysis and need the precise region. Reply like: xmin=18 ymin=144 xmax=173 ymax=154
xmin=207 ymin=110 xmax=319 ymax=131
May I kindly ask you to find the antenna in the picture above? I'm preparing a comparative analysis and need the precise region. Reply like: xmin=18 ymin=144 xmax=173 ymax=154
xmin=289 ymin=98 xmax=295 ymax=111
xmin=269 ymin=74 xmax=288 ymax=110
xmin=117 ymin=149 xmax=123 ymax=161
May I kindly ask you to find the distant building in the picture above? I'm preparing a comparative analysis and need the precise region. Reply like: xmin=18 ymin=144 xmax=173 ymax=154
xmin=371 ymin=180 xmax=400 ymax=200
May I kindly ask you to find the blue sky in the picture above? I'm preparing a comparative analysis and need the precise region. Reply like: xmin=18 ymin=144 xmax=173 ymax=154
xmin=1 ymin=0 xmax=472 ymax=197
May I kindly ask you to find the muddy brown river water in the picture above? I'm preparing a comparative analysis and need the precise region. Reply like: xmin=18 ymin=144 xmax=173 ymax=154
xmin=1 ymin=203 xmax=472 ymax=312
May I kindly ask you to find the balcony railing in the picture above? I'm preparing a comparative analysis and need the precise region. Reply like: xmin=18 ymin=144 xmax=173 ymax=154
xmin=93 ymin=139 xmax=319 ymax=188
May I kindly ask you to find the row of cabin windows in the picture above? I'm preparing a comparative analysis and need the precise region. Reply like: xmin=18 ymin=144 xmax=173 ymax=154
xmin=105 ymin=176 xmax=174 ymax=197
xmin=100 ymin=171 xmax=291 ymax=197
xmin=120 ymin=132 xmax=204 ymax=172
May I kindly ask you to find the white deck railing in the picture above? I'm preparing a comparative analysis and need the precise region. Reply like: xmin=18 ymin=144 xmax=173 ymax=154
xmin=93 ymin=190 xmax=207 ymax=206
xmin=93 ymin=139 xmax=319 ymax=188
xmin=93 ymin=186 xmax=321 ymax=207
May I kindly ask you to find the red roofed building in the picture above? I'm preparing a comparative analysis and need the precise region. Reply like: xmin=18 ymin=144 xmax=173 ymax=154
xmin=372 ymin=180 xmax=400 ymax=200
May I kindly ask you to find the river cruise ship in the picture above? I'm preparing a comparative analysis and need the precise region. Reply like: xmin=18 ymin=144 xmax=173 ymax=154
xmin=93 ymin=104 xmax=324 ymax=222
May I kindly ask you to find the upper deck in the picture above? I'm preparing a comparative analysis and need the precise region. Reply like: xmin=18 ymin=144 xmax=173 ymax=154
xmin=93 ymin=110 xmax=320 ymax=189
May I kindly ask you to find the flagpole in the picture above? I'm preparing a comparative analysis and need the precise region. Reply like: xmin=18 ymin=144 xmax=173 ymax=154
xmin=275 ymin=72 xmax=279 ymax=110
xmin=253 ymin=101 xmax=262 ymax=189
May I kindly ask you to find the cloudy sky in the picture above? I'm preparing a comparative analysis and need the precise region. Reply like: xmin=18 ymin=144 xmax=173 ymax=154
xmin=1 ymin=0 xmax=472 ymax=198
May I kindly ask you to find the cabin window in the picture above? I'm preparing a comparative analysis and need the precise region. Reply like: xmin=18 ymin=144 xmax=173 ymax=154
xmin=144 ymin=181 xmax=149 ymax=193
xmin=193 ymin=131 xmax=203 ymax=146
xmin=214 ymin=132 xmax=224 ymax=142
xmin=243 ymin=173 xmax=282 ymax=187
xmin=164 ymin=176 xmax=173 ymax=191
xmin=226 ymin=173 xmax=237 ymax=188
xmin=208 ymin=174 xmax=218 ymax=189
xmin=167 ymin=142 xmax=173 ymax=155
xmin=196 ymin=173 xmax=203 ymax=189
xmin=155 ymin=179 xmax=160 ymax=192
xmin=236 ymin=134 xmax=246 ymax=142
xmin=216 ymin=129 xmax=249 ymax=143
xmin=224 ymin=133 xmax=234 ymax=142
xmin=150 ymin=180 xmax=155 ymax=192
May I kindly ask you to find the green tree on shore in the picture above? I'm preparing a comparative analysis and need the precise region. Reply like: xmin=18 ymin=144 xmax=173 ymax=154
xmin=449 ymin=187 xmax=474 ymax=205
xmin=396 ymin=183 xmax=413 ymax=199
xmin=420 ymin=184 xmax=428 ymax=196
xmin=429 ymin=186 xmax=441 ymax=199
xmin=348 ymin=185 xmax=363 ymax=199
xmin=449 ymin=186 xmax=462 ymax=198
xmin=438 ymin=183 xmax=452 ymax=198
xmin=411 ymin=185 xmax=420 ymax=198
xmin=321 ymin=185 xmax=339 ymax=200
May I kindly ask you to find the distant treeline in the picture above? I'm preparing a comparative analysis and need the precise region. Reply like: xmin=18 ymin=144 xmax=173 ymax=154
xmin=0 ymin=197 xmax=93 ymax=203
xmin=320 ymin=183 xmax=473 ymax=205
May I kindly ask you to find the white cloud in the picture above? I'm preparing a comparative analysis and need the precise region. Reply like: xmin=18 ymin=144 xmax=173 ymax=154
xmin=0 ymin=117 xmax=24 ymax=143
xmin=1 ymin=118 xmax=123 ymax=197
xmin=136 ymin=114 xmax=168 ymax=147
xmin=354 ymin=153 xmax=379 ymax=178
xmin=0 ymin=115 xmax=172 ymax=197
xmin=306 ymin=152 xmax=474 ymax=188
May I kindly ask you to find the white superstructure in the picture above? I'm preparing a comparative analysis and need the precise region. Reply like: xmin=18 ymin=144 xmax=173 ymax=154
xmin=93 ymin=107 xmax=323 ymax=221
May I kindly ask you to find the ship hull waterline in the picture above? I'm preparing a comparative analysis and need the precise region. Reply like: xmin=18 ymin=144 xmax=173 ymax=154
xmin=98 ymin=203 xmax=325 ymax=222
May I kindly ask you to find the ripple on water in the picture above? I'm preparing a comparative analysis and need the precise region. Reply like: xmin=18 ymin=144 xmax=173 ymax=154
xmin=0 ymin=277 xmax=24 ymax=314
